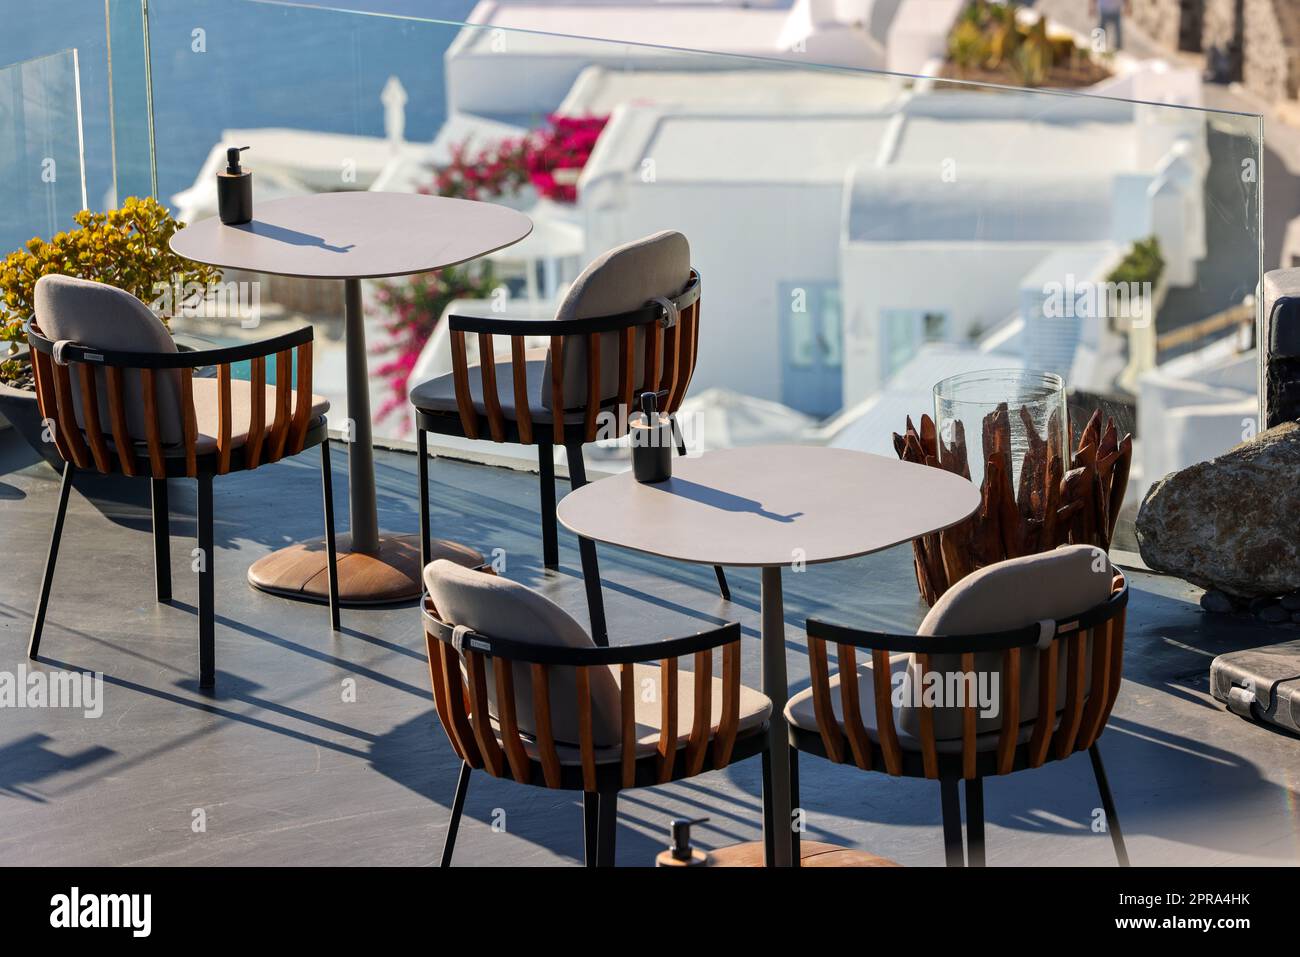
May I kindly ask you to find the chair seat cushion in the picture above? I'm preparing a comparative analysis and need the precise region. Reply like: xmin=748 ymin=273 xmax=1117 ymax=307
xmin=408 ymin=348 xmax=584 ymax=426
xmin=784 ymin=653 xmax=1043 ymax=755
xmin=504 ymin=662 xmax=771 ymax=765
xmin=190 ymin=376 xmax=329 ymax=454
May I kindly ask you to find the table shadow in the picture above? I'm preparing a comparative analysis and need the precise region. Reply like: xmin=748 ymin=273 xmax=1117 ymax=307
xmin=234 ymin=221 xmax=353 ymax=254
xmin=648 ymin=477 xmax=802 ymax=523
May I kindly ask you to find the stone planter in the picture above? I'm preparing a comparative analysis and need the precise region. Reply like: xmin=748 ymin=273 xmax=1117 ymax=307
xmin=0 ymin=346 xmax=61 ymax=470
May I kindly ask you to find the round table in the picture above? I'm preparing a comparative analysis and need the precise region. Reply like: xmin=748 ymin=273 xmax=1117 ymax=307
xmin=557 ymin=445 xmax=981 ymax=866
xmin=171 ymin=192 xmax=532 ymax=604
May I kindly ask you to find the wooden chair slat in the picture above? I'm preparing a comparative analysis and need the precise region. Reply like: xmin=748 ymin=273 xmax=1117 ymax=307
xmin=871 ymin=649 xmax=903 ymax=775
xmin=287 ymin=340 xmax=314 ymax=455
xmin=620 ymin=662 xmax=636 ymax=788
xmin=465 ymin=650 xmax=504 ymax=777
xmin=1105 ymin=606 xmax=1126 ymax=718
xmin=75 ymin=363 xmax=111 ymax=472
xmin=960 ymin=651 xmax=977 ymax=780
xmin=31 ymin=349 xmax=72 ymax=463
xmin=657 ymin=657 xmax=678 ymax=784
xmin=510 ymin=336 xmax=533 ymax=445
xmin=644 ymin=320 xmax=662 ymax=394
xmin=476 ymin=333 xmax=506 ymax=442
xmin=996 ymin=647 xmax=1021 ymax=775
xmin=1054 ymin=631 xmax=1087 ymax=758
xmin=549 ymin=335 xmax=565 ymax=444
xmin=179 ymin=367 xmax=198 ymax=478
xmin=712 ymin=640 xmax=741 ymax=768
xmin=138 ymin=368 xmax=166 ymax=478
xmin=51 ymin=360 xmax=91 ymax=468
xmin=449 ymin=330 xmax=479 ymax=440
xmin=1081 ymin=620 xmax=1114 ymax=749
xmin=1028 ymin=641 xmax=1058 ymax=768
xmin=583 ymin=332 xmax=601 ymax=442
xmin=575 ymin=665 xmax=598 ymax=792
xmin=246 ymin=355 xmax=266 ymax=470
xmin=685 ymin=649 xmax=712 ymax=776
xmin=494 ymin=658 xmax=531 ymax=782
xmin=103 ymin=365 xmax=137 ymax=476
xmin=807 ymin=637 xmax=845 ymax=764
xmin=436 ymin=640 xmax=482 ymax=768
xmin=915 ymin=652 xmax=938 ymax=778
xmin=836 ymin=644 xmax=873 ymax=771
xmin=617 ymin=326 xmax=634 ymax=425
xmin=530 ymin=663 xmax=563 ymax=788
xmin=267 ymin=349 xmax=292 ymax=462
xmin=661 ymin=313 xmax=681 ymax=409
xmin=216 ymin=364 xmax=234 ymax=475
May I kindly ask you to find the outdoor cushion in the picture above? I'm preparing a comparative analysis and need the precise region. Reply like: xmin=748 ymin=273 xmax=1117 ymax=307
xmin=424 ymin=559 xmax=623 ymax=747
xmin=408 ymin=348 xmax=584 ymax=425
xmin=901 ymin=544 xmax=1113 ymax=741
xmin=189 ymin=377 xmax=329 ymax=454
xmin=506 ymin=663 xmax=771 ymax=765
xmin=541 ymin=230 xmax=687 ymax=411
xmin=34 ymin=274 xmax=185 ymax=444
xmin=784 ymin=653 xmax=1039 ymax=755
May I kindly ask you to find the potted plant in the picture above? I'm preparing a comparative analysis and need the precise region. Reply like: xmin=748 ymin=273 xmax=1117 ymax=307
xmin=0 ymin=196 xmax=222 ymax=468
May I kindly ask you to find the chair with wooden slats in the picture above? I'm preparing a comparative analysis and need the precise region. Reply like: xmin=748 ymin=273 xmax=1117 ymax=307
xmin=25 ymin=274 xmax=339 ymax=689
xmin=421 ymin=559 xmax=772 ymax=867
xmin=787 ymin=545 xmax=1131 ymax=867
xmin=409 ymin=230 xmax=729 ymax=646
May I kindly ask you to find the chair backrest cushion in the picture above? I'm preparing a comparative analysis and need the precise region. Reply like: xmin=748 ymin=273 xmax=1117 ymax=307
xmin=897 ymin=544 xmax=1115 ymax=741
xmin=540 ymin=230 xmax=689 ymax=411
xmin=424 ymin=560 xmax=623 ymax=747
xmin=33 ymin=274 xmax=184 ymax=445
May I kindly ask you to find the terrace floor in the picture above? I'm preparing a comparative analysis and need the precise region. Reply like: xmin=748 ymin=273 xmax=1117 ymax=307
xmin=0 ymin=429 xmax=1298 ymax=867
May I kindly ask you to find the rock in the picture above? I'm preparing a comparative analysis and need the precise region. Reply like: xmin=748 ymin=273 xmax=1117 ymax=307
xmin=1282 ymin=591 xmax=1300 ymax=612
xmin=1200 ymin=590 xmax=1236 ymax=614
xmin=1137 ymin=421 xmax=1300 ymax=597
xmin=1259 ymin=604 xmax=1290 ymax=623
xmin=1249 ymin=596 xmax=1277 ymax=615
xmin=1293 ymin=612 xmax=1300 ymax=624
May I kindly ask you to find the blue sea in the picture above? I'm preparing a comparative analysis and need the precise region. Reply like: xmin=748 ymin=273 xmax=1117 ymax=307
xmin=3 ymin=0 xmax=477 ymax=251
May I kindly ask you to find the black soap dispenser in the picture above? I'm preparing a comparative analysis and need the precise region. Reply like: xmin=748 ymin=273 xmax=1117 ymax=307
xmin=217 ymin=146 xmax=252 ymax=225
xmin=631 ymin=390 xmax=672 ymax=484
xmin=655 ymin=817 xmax=711 ymax=867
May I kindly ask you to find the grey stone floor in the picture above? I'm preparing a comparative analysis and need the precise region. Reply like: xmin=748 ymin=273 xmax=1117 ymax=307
xmin=0 ymin=430 xmax=1298 ymax=867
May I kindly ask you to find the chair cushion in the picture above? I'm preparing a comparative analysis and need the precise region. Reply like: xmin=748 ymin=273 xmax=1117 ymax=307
xmin=899 ymin=544 xmax=1114 ymax=741
xmin=34 ymin=274 xmax=184 ymax=444
xmin=541 ymin=230 xmax=688 ymax=410
xmin=189 ymin=377 xmax=329 ymax=454
xmin=408 ymin=349 xmax=584 ymax=426
xmin=423 ymin=560 xmax=623 ymax=747
xmin=510 ymin=662 xmax=771 ymax=765
xmin=784 ymin=653 xmax=1038 ymax=755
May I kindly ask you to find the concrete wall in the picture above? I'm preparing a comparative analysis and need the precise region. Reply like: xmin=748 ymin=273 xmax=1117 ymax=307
xmin=1131 ymin=0 xmax=1189 ymax=51
xmin=1242 ymin=0 xmax=1300 ymax=102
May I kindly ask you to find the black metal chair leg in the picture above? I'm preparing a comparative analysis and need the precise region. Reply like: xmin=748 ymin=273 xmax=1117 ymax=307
xmin=596 ymin=792 xmax=618 ymax=867
xmin=565 ymin=442 xmax=608 ymax=646
xmin=320 ymin=439 xmax=340 ymax=631
xmin=1089 ymin=743 xmax=1130 ymax=866
xmin=583 ymin=792 xmax=600 ymax=867
xmin=440 ymin=761 xmax=471 ymax=867
xmin=417 ymin=428 xmax=431 ymax=573
xmin=789 ymin=746 xmax=802 ymax=867
xmin=940 ymin=777 xmax=964 ymax=867
xmin=761 ymin=747 xmax=776 ymax=867
xmin=29 ymin=461 xmax=74 ymax=659
xmin=965 ymin=777 xmax=986 ymax=866
xmin=196 ymin=473 xmax=215 ymax=690
xmin=151 ymin=477 xmax=171 ymax=602
xmin=669 ymin=414 xmax=730 ymax=601
xmin=538 ymin=442 xmax=559 ymax=571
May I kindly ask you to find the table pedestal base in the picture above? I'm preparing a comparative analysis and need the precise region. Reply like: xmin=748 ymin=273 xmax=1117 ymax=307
xmin=248 ymin=533 xmax=483 ymax=606
xmin=709 ymin=840 xmax=900 ymax=868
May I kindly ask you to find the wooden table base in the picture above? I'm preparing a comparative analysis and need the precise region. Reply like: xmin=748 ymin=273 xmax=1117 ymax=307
xmin=247 ymin=532 xmax=483 ymax=606
xmin=708 ymin=841 xmax=901 ymax=868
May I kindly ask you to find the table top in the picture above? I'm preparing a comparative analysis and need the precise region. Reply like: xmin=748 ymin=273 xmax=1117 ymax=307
xmin=169 ymin=191 xmax=533 ymax=280
xmin=557 ymin=445 xmax=981 ymax=568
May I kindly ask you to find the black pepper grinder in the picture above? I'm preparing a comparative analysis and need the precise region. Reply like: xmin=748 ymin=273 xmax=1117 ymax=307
xmin=655 ymin=817 xmax=711 ymax=867
xmin=217 ymin=146 xmax=252 ymax=225
xmin=631 ymin=390 xmax=672 ymax=484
